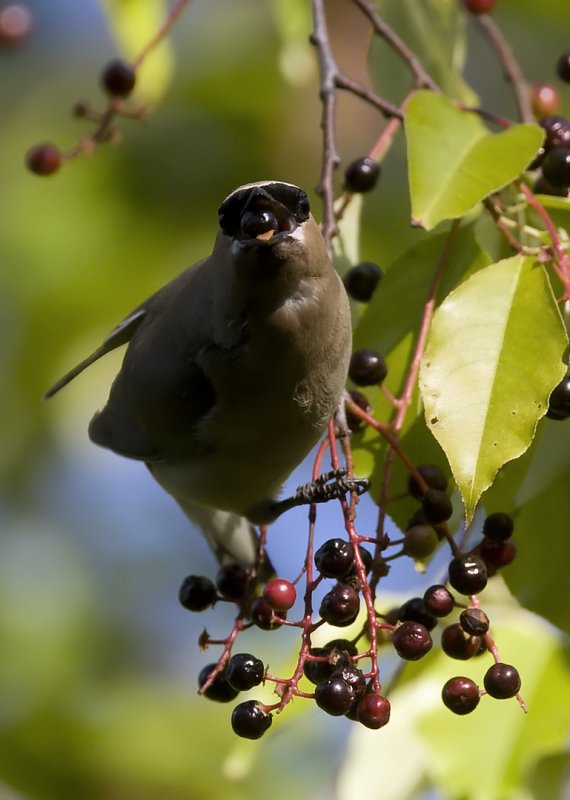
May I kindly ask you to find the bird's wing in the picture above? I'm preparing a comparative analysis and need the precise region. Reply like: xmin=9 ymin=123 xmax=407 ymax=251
xmin=85 ymin=259 xmax=229 ymax=462
xmin=44 ymin=308 xmax=147 ymax=399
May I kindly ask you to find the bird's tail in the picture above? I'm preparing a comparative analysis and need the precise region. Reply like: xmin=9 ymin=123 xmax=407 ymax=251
xmin=175 ymin=498 xmax=274 ymax=578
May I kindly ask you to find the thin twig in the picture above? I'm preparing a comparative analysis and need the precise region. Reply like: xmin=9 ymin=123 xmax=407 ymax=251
xmin=351 ymin=0 xmax=439 ymax=91
xmin=475 ymin=15 xmax=533 ymax=123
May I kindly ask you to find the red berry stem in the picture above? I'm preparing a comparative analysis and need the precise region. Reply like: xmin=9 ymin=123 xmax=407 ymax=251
xmin=519 ymin=182 xmax=570 ymax=300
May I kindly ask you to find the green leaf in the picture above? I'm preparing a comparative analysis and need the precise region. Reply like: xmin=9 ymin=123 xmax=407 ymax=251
xmin=405 ymin=91 xmax=544 ymax=230
xmin=484 ymin=423 xmax=570 ymax=634
xmin=419 ymin=255 xmax=568 ymax=521
xmin=375 ymin=0 xmax=478 ymax=105
xmin=101 ymin=0 xmax=175 ymax=103
xmin=350 ymin=225 xmax=489 ymax=527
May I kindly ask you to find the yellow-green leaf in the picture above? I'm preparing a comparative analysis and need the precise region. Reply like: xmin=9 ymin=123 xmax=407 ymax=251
xmin=405 ymin=91 xmax=544 ymax=230
xmin=419 ymin=255 xmax=568 ymax=521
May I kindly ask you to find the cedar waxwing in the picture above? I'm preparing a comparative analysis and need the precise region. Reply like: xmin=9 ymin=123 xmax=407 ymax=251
xmin=46 ymin=181 xmax=353 ymax=565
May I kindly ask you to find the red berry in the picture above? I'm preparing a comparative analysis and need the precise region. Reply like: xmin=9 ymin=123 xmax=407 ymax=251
xmin=100 ymin=58 xmax=136 ymax=97
xmin=356 ymin=694 xmax=391 ymax=729
xmin=530 ymin=83 xmax=560 ymax=118
xmin=263 ymin=577 xmax=297 ymax=611
xmin=479 ymin=537 xmax=516 ymax=569
xmin=0 ymin=4 xmax=32 ymax=45
xmin=441 ymin=623 xmax=482 ymax=660
xmin=25 ymin=143 xmax=61 ymax=176
xmin=463 ymin=0 xmax=496 ymax=13
xmin=392 ymin=621 xmax=433 ymax=661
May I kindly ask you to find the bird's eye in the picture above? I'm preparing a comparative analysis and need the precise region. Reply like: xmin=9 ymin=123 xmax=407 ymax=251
xmin=240 ymin=209 xmax=278 ymax=240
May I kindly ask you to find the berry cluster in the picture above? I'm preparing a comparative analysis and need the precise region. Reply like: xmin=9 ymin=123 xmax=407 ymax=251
xmin=180 ymin=464 xmax=522 ymax=737
xmin=26 ymin=58 xmax=139 ymax=177
xmin=526 ymin=51 xmax=570 ymax=197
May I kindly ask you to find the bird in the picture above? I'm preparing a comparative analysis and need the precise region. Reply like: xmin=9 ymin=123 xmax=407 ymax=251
xmin=45 ymin=180 xmax=354 ymax=567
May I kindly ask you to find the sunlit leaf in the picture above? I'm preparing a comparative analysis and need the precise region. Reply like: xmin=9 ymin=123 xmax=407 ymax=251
xmin=420 ymin=255 xmax=568 ymax=521
xmin=405 ymin=91 xmax=544 ymax=230
xmin=350 ymin=225 xmax=489 ymax=528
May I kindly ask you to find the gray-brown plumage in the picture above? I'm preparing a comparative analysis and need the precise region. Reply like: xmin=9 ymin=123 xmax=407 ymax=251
xmin=46 ymin=181 xmax=352 ymax=564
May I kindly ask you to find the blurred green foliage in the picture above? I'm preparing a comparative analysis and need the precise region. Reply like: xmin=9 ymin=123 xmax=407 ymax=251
xmin=1 ymin=1 xmax=570 ymax=798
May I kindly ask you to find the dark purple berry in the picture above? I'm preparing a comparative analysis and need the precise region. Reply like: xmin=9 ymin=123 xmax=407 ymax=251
xmin=344 ymin=157 xmax=380 ymax=193
xmin=226 ymin=653 xmax=265 ymax=691
xmin=539 ymin=116 xmax=570 ymax=152
xmin=345 ymin=389 xmax=372 ymax=432
xmin=320 ymin=584 xmax=360 ymax=627
xmin=356 ymin=694 xmax=391 ymax=729
xmin=459 ymin=608 xmax=489 ymax=636
xmin=315 ymin=676 xmax=354 ymax=715
xmin=250 ymin=597 xmax=285 ymax=630
xmin=101 ymin=58 xmax=136 ymax=97
xmin=533 ymin=176 xmax=569 ymax=197
xmin=398 ymin=597 xmax=437 ymax=631
xmin=556 ymin=52 xmax=570 ymax=84
xmin=348 ymin=545 xmax=374 ymax=577
xmin=483 ymin=512 xmax=514 ymax=542
xmin=479 ymin=538 xmax=516 ymax=570
xmin=344 ymin=262 xmax=383 ymax=302
xmin=404 ymin=524 xmax=439 ymax=559
xmin=442 ymin=677 xmax=480 ymax=715
xmin=483 ymin=663 xmax=521 ymax=699
xmin=26 ymin=143 xmax=61 ymax=176
xmin=215 ymin=563 xmax=251 ymax=601
xmin=421 ymin=489 xmax=453 ymax=525
xmin=423 ymin=584 xmax=455 ymax=617
xmin=547 ymin=375 xmax=570 ymax=420
xmin=441 ymin=624 xmax=482 ymax=660
xmin=263 ymin=577 xmax=297 ymax=611
xmin=408 ymin=464 xmax=449 ymax=499
xmin=303 ymin=640 xmax=357 ymax=685
xmin=178 ymin=574 xmax=217 ymax=611
xmin=315 ymin=538 xmax=355 ymax=579
xmin=231 ymin=700 xmax=272 ymax=739
xmin=330 ymin=665 xmax=366 ymax=701
xmin=392 ymin=621 xmax=433 ymax=661
xmin=530 ymin=83 xmax=560 ymax=117
xmin=349 ymin=349 xmax=388 ymax=386
xmin=448 ymin=554 xmax=488 ymax=595
xmin=463 ymin=0 xmax=496 ymax=13
xmin=198 ymin=664 xmax=239 ymax=702
xmin=541 ymin=148 xmax=570 ymax=189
